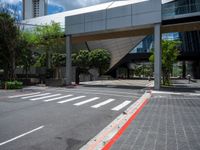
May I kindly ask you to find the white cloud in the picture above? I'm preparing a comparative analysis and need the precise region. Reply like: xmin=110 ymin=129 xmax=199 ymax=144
xmin=49 ymin=0 xmax=110 ymax=10
xmin=48 ymin=0 xmax=172 ymax=11
xmin=0 ymin=0 xmax=21 ymax=5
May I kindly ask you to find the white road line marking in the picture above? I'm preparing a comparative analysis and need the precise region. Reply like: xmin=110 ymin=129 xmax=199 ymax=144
xmin=111 ymin=101 xmax=132 ymax=111
xmin=91 ymin=99 xmax=115 ymax=108
xmin=62 ymin=89 xmax=136 ymax=95
xmin=74 ymin=97 xmax=99 ymax=106
xmin=54 ymin=90 xmax=133 ymax=98
xmin=30 ymin=94 xmax=61 ymax=101
xmin=8 ymin=92 xmax=41 ymax=98
xmin=0 ymin=126 xmax=44 ymax=146
xmin=57 ymin=96 xmax=86 ymax=104
xmin=21 ymin=93 xmax=51 ymax=99
xmin=44 ymin=95 xmax=73 ymax=102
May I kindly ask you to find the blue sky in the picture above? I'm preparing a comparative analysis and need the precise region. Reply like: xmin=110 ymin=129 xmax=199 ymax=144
xmin=0 ymin=0 xmax=171 ymax=19
xmin=0 ymin=0 xmax=111 ymax=18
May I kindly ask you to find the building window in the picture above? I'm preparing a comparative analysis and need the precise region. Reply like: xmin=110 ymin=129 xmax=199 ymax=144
xmin=33 ymin=0 xmax=39 ymax=17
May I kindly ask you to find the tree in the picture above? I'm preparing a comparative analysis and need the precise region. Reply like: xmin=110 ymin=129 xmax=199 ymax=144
xmin=72 ymin=50 xmax=90 ymax=84
xmin=89 ymin=49 xmax=111 ymax=75
xmin=0 ymin=12 xmax=20 ymax=80
xmin=72 ymin=50 xmax=90 ymax=70
xmin=34 ymin=22 xmax=64 ymax=69
xmin=51 ymin=53 xmax=66 ymax=79
xmin=149 ymin=40 xmax=181 ymax=85
xmin=17 ymin=31 xmax=38 ymax=78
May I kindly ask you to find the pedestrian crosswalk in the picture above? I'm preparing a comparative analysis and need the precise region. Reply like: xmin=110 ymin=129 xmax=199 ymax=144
xmin=8 ymin=92 xmax=41 ymax=98
xmin=74 ymin=97 xmax=99 ymax=106
xmin=21 ymin=93 xmax=51 ymax=99
xmin=8 ymin=92 xmax=134 ymax=112
xmin=30 ymin=94 xmax=62 ymax=101
xmin=44 ymin=95 xmax=73 ymax=102
xmin=57 ymin=96 xmax=86 ymax=104
xmin=91 ymin=99 xmax=115 ymax=108
xmin=111 ymin=100 xmax=131 ymax=111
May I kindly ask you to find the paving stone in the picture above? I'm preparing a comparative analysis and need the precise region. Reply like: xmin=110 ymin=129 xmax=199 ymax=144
xmin=111 ymin=94 xmax=200 ymax=150
xmin=177 ymin=141 xmax=190 ymax=150
xmin=166 ymin=139 xmax=177 ymax=150
xmin=143 ymin=133 xmax=156 ymax=150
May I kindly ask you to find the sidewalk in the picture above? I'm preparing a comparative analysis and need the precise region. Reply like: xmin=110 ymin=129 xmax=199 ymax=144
xmin=80 ymin=79 xmax=153 ymax=88
xmin=110 ymin=91 xmax=200 ymax=150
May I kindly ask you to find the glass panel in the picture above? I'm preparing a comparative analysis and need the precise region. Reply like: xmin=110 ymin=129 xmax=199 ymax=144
xmin=162 ymin=0 xmax=200 ymax=19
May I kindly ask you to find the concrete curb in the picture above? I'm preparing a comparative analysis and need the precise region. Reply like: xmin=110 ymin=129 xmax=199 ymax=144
xmin=80 ymin=91 xmax=152 ymax=150
xmin=152 ymin=90 xmax=200 ymax=96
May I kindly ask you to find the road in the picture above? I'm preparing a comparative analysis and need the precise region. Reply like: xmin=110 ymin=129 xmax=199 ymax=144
xmin=0 ymin=86 xmax=144 ymax=150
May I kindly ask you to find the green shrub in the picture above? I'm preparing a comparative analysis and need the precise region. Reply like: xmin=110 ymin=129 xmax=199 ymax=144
xmin=5 ymin=81 xmax=23 ymax=89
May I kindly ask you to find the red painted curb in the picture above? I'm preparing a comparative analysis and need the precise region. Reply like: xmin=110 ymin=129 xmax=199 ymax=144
xmin=102 ymin=99 xmax=148 ymax=150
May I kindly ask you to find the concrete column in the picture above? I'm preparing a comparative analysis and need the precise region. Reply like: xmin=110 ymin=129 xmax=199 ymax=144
xmin=65 ymin=35 xmax=72 ymax=85
xmin=154 ymin=23 xmax=162 ymax=90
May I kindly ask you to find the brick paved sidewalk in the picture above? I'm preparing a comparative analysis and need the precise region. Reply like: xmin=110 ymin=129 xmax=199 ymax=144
xmin=110 ymin=93 xmax=200 ymax=150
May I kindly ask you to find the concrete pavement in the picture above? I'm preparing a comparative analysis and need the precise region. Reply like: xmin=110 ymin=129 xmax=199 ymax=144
xmin=80 ymin=79 xmax=154 ymax=88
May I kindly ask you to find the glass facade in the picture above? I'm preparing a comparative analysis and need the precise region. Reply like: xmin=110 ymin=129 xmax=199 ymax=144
xmin=128 ymin=29 xmax=200 ymax=78
xmin=180 ymin=31 xmax=200 ymax=54
xmin=130 ymin=35 xmax=153 ymax=53
xmin=175 ymin=0 xmax=200 ymax=15
xmin=162 ymin=0 xmax=200 ymax=19
xmin=130 ymin=32 xmax=179 ymax=54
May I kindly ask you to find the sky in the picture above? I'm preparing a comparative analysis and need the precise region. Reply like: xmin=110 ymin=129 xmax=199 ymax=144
xmin=0 ymin=0 xmax=172 ymax=19
xmin=48 ymin=0 xmax=111 ymax=14
xmin=0 ymin=0 xmax=112 ymax=17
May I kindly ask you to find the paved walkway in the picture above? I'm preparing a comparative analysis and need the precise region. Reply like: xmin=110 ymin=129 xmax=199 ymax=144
xmin=110 ymin=92 xmax=200 ymax=150
xmin=80 ymin=80 xmax=154 ymax=88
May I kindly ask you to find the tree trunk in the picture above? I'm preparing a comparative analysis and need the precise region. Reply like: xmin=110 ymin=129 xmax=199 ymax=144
xmin=163 ymin=68 xmax=170 ymax=86
xmin=10 ymin=50 xmax=16 ymax=80
xmin=3 ymin=66 xmax=9 ymax=81
xmin=75 ymin=67 xmax=80 ymax=84
xmin=55 ymin=67 xmax=60 ymax=79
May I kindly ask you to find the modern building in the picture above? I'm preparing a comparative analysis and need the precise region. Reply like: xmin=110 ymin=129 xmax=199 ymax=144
xmin=23 ymin=0 xmax=48 ymax=20
xmin=21 ymin=0 xmax=200 ymax=89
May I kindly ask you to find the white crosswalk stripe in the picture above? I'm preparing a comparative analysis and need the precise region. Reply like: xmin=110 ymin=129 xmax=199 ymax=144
xmin=44 ymin=95 xmax=73 ymax=102
xmin=57 ymin=96 xmax=86 ymax=104
xmin=74 ymin=97 xmax=99 ymax=106
xmin=91 ymin=99 xmax=115 ymax=108
xmin=30 ymin=94 xmax=62 ymax=101
xmin=21 ymin=93 xmax=51 ymax=99
xmin=8 ymin=92 xmax=41 ymax=98
xmin=8 ymin=91 xmax=133 ymax=112
xmin=111 ymin=101 xmax=131 ymax=111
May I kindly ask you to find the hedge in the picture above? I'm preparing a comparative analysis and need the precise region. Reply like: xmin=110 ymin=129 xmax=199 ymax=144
xmin=5 ymin=81 xmax=23 ymax=89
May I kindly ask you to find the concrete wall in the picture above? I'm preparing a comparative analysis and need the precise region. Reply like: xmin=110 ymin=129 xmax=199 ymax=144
xmin=87 ymin=36 xmax=145 ymax=69
xmin=23 ymin=0 xmax=33 ymax=20
xmin=66 ymin=0 xmax=161 ymax=35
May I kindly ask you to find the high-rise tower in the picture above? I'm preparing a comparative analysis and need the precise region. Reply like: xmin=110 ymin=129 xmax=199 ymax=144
xmin=23 ymin=0 xmax=48 ymax=20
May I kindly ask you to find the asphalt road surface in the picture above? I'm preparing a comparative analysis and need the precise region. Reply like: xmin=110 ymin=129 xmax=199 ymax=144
xmin=0 ymin=86 xmax=144 ymax=150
